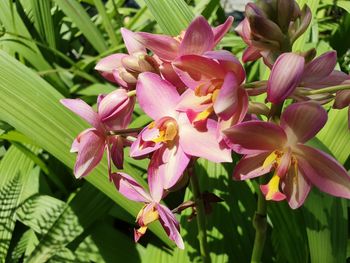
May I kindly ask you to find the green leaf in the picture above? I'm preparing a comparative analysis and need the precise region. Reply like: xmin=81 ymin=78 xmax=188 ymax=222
xmin=317 ymin=108 xmax=350 ymax=164
xmin=0 ymin=50 xmax=171 ymax=246
xmin=143 ymin=0 xmax=194 ymax=35
xmin=302 ymin=190 xmax=347 ymax=263
xmin=143 ymin=159 xmax=257 ymax=262
xmin=0 ymin=1 xmax=68 ymax=95
xmin=74 ymin=224 xmax=141 ymax=263
xmin=54 ymin=0 xmax=108 ymax=53
xmin=337 ymin=1 xmax=350 ymax=13
xmin=293 ymin=0 xmax=321 ymax=51
xmin=30 ymin=0 xmax=56 ymax=49
xmin=25 ymin=184 xmax=113 ymax=262
xmin=0 ymin=175 xmax=23 ymax=262
xmin=269 ymin=202 xmax=309 ymax=262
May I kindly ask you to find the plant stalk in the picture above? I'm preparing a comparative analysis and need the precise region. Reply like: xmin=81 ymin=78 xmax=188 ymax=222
xmin=299 ymin=84 xmax=350 ymax=95
xmin=250 ymin=178 xmax=267 ymax=263
xmin=189 ymin=164 xmax=210 ymax=263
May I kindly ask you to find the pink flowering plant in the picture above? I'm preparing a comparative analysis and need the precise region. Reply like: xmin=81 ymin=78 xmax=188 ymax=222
xmin=59 ymin=0 xmax=350 ymax=258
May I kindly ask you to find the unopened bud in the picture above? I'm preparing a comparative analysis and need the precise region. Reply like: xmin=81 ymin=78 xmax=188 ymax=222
xmin=277 ymin=0 xmax=294 ymax=32
xmin=119 ymin=69 xmax=138 ymax=85
xmin=300 ymin=48 xmax=316 ymax=63
xmin=121 ymin=55 xmax=142 ymax=73
xmin=138 ymin=54 xmax=159 ymax=72
xmin=248 ymin=102 xmax=270 ymax=116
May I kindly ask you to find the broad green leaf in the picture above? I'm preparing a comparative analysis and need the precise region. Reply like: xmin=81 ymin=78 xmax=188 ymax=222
xmin=317 ymin=108 xmax=350 ymax=164
xmin=303 ymin=190 xmax=347 ymax=263
xmin=54 ymin=0 xmax=108 ymax=53
xmin=0 ymin=51 xmax=171 ymax=246
xmin=143 ymin=159 xmax=257 ymax=262
xmin=337 ymin=1 xmax=350 ymax=13
xmin=301 ymin=110 xmax=350 ymax=263
xmin=74 ymin=224 xmax=141 ymax=263
xmin=269 ymin=202 xmax=309 ymax=262
xmin=30 ymin=0 xmax=56 ymax=49
xmin=25 ymin=184 xmax=113 ymax=262
xmin=143 ymin=0 xmax=194 ymax=35
xmin=0 ymin=175 xmax=22 ymax=262
xmin=0 ymin=1 xmax=68 ymax=95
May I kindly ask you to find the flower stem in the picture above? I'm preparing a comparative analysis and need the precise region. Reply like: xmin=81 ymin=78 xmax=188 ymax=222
xmin=127 ymin=90 xmax=137 ymax=97
xmin=251 ymin=177 xmax=267 ymax=263
xmin=299 ymin=84 xmax=350 ymax=95
xmin=108 ymin=127 xmax=143 ymax=135
xmin=189 ymin=164 xmax=210 ymax=263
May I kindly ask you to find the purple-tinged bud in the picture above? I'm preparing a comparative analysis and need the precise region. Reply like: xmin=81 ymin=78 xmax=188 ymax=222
xmin=98 ymin=89 xmax=135 ymax=130
xmin=300 ymin=48 xmax=317 ymax=63
xmin=248 ymin=15 xmax=284 ymax=45
xmin=289 ymin=5 xmax=312 ymax=43
xmin=277 ymin=0 xmax=294 ymax=32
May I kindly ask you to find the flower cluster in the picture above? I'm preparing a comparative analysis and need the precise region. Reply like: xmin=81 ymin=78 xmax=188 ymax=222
xmin=61 ymin=0 xmax=350 ymax=249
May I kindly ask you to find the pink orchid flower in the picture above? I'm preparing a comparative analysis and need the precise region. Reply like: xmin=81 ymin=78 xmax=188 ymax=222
xmin=60 ymin=89 xmax=135 ymax=178
xmin=223 ymin=102 xmax=350 ymax=209
xmin=95 ymin=28 xmax=158 ymax=89
xmin=173 ymin=50 xmax=248 ymax=134
xmin=267 ymin=51 xmax=350 ymax=104
xmin=136 ymin=16 xmax=233 ymax=87
xmin=130 ymin=73 xmax=232 ymax=191
xmin=111 ymin=172 xmax=184 ymax=249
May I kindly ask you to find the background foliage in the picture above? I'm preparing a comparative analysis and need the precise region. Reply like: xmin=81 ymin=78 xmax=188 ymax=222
xmin=0 ymin=0 xmax=349 ymax=262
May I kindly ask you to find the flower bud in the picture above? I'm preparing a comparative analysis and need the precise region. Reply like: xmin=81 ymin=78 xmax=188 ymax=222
xmin=98 ymin=88 xmax=135 ymax=130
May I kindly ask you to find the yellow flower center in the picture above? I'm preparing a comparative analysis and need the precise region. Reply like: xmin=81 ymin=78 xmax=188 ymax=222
xmin=148 ymin=118 xmax=178 ymax=144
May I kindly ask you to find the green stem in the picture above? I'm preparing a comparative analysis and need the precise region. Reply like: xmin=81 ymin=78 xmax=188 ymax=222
xmin=108 ymin=127 xmax=143 ymax=135
xmin=250 ymin=103 xmax=282 ymax=262
xmin=251 ymin=177 xmax=267 ymax=263
xmin=299 ymin=84 xmax=350 ymax=95
xmin=189 ymin=163 xmax=210 ymax=263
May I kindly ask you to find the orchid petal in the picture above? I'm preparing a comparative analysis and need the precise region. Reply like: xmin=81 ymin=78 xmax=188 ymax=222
xmin=121 ymin=28 xmax=146 ymax=55
xmin=302 ymin=51 xmax=337 ymax=83
xmin=74 ymin=129 xmax=105 ymax=178
xmin=156 ymin=204 xmax=184 ymax=249
xmin=136 ymin=32 xmax=179 ymax=61
xmin=173 ymin=55 xmax=226 ymax=87
xmin=179 ymin=16 xmax=214 ymax=56
xmin=242 ymin=46 xmax=262 ymax=62
xmin=233 ymin=153 xmax=271 ymax=180
xmin=149 ymin=144 xmax=190 ymax=199
xmin=129 ymin=128 xmax=163 ymax=158
xmin=204 ymin=50 xmax=246 ymax=84
xmin=267 ymin=53 xmax=305 ymax=103
xmin=223 ymin=121 xmax=287 ymax=154
xmin=137 ymin=73 xmax=180 ymax=119
xmin=235 ymin=18 xmax=252 ymax=44
xmin=110 ymin=172 xmax=152 ymax=202
xmin=295 ymin=144 xmax=350 ymax=199
xmin=213 ymin=72 xmax=241 ymax=120
xmin=111 ymin=136 xmax=124 ymax=169
xmin=212 ymin=16 xmax=234 ymax=47
xmin=60 ymin=99 xmax=102 ymax=130
xmin=303 ymin=70 xmax=350 ymax=89
xmin=334 ymin=90 xmax=350 ymax=109
xmin=179 ymin=114 xmax=232 ymax=162
xmin=281 ymin=166 xmax=311 ymax=209
xmin=176 ymin=89 xmax=212 ymax=113
xmin=260 ymin=175 xmax=286 ymax=201
xmin=98 ymin=89 xmax=129 ymax=120
xmin=95 ymin=54 xmax=127 ymax=83
xmin=281 ymin=102 xmax=327 ymax=144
